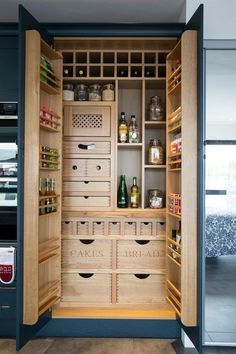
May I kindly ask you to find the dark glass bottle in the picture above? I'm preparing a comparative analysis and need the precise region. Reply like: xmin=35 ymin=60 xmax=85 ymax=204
xmin=117 ymin=175 xmax=128 ymax=208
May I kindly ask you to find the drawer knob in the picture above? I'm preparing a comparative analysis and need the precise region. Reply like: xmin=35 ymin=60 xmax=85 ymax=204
xmin=78 ymin=143 xmax=95 ymax=150
xmin=96 ymin=165 xmax=101 ymax=171
xmin=79 ymin=273 xmax=94 ymax=278
xmin=135 ymin=240 xmax=150 ymax=245
xmin=134 ymin=274 xmax=150 ymax=279
xmin=72 ymin=165 xmax=77 ymax=170
xmin=79 ymin=239 xmax=94 ymax=244
xmin=65 ymin=221 xmax=70 ymax=225
xmin=84 ymin=196 xmax=89 ymax=199
xmin=84 ymin=181 xmax=89 ymax=184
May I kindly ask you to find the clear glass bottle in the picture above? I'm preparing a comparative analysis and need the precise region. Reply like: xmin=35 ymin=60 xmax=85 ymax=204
xmin=128 ymin=115 xmax=139 ymax=143
xmin=148 ymin=96 xmax=164 ymax=121
xmin=148 ymin=139 xmax=163 ymax=165
xmin=117 ymin=175 xmax=128 ymax=208
xmin=118 ymin=112 xmax=128 ymax=143
xmin=130 ymin=177 xmax=139 ymax=208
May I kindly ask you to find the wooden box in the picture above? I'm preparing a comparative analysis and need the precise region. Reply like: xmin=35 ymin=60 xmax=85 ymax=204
xmin=117 ymin=273 xmax=166 ymax=303
xmin=61 ymin=273 xmax=112 ymax=303
xmin=92 ymin=221 xmax=106 ymax=236
xmin=117 ymin=240 xmax=166 ymax=270
xmin=63 ymin=196 xmax=111 ymax=209
xmin=77 ymin=221 xmax=90 ymax=236
xmin=63 ymin=158 xmax=111 ymax=178
xmin=63 ymin=141 xmax=111 ymax=156
xmin=124 ymin=221 xmax=137 ymax=236
xmin=64 ymin=105 xmax=111 ymax=137
xmin=140 ymin=221 xmax=153 ymax=236
xmin=62 ymin=239 xmax=112 ymax=269
xmin=63 ymin=181 xmax=111 ymax=193
xmin=62 ymin=220 xmax=74 ymax=235
xmin=108 ymin=221 xmax=121 ymax=236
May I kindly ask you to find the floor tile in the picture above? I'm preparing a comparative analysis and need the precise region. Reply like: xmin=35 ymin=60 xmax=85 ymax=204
xmin=133 ymin=338 xmax=175 ymax=354
xmin=0 ymin=338 xmax=53 ymax=354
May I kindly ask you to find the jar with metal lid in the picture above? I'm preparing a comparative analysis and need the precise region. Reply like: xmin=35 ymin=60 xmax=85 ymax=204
xmin=148 ymin=189 xmax=164 ymax=209
xmin=63 ymin=83 xmax=74 ymax=101
xmin=89 ymin=84 xmax=101 ymax=101
xmin=102 ymin=83 xmax=114 ymax=101
xmin=74 ymin=84 xmax=88 ymax=101
xmin=148 ymin=139 xmax=163 ymax=165
xmin=148 ymin=96 xmax=164 ymax=121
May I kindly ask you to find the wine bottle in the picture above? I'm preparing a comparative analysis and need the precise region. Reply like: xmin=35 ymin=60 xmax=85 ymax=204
xmin=117 ymin=175 xmax=128 ymax=208
xmin=130 ymin=177 xmax=139 ymax=208
xmin=128 ymin=115 xmax=139 ymax=143
xmin=118 ymin=112 xmax=128 ymax=143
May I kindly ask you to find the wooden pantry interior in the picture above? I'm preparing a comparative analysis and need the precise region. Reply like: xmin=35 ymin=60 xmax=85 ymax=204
xmin=22 ymin=30 xmax=197 ymax=328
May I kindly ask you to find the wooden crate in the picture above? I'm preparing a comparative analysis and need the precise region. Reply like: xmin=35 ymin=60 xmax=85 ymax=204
xmin=63 ymin=158 xmax=111 ymax=178
xmin=62 ymin=239 xmax=112 ymax=269
xmin=117 ymin=273 xmax=166 ymax=304
xmin=63 ymin=141 xmax=111 ymax=156
xmin=108 ymin=221 xmax=121 ymax=236
xmin=63 ymin=196 xmax=111 ymax=208
xmin=63 ymin=181 xmax=111 ymax=193
xmin=64 ymin=105 xmax=111 ymax=137
xmin=61 ymin=273 xmax=112 ymax=303
xmin=117 ymin=240 xmax=166 ymax=270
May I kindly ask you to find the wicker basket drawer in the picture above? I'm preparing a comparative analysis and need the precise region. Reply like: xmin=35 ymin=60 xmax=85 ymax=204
xmin=117 ymin=240 xmax=166 ymax=270
xmin=63 ymin=196 xmax=111 ymax=209
xmin=63 ymin=141 xmax=111 ymax=156
xmin=63 ymin=159 xmax=111 ymax=178
xmin=156 ymin=221 xmax=166 ymax=236
xmin=140 ymin=221 xmax=153 ymax=236
xmin=92 ymin=221 xmax=106 ymax=236
xmin=61 ymin=273 xmax=112 ymax=303
xmin=62 ymin=239 xmax=112 ymax=269
xmin=76 ymin=221 xmax=90 ymax=236
xmin=62 ymin=220 xmax=74 ymax=235
xmin=63 ymin=181 xmax=111 ymax=193
xmin=124 ymin=221 xmax=137 ymax=236
xmin=64 ymin=105 xmax=111 ymax=137
xmin=117 ymin=273 xmax=166 ymax=304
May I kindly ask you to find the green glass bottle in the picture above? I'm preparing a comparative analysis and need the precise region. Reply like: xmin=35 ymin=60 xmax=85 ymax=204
xmin=117 ymin=175 xmax=128 ymax=208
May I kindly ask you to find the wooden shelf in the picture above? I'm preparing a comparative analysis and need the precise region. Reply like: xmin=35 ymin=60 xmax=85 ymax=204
xmin=117 ymin=143 xmax=143 ymax=147
xmin=63 ymin=100 xmax=115 ymax=106
xmin=40 ymin=159 xmax=59 ymax=165
xmin=39 ymin=194 xmax=60 ymax=201
xmin=166 ymin=296 xmax=181 ymax=317
xmin=167 ymin=237 xmax=182 ymax=250
xmin=40 ymin=63 xmax=60 ymax=83
xmin=168 ymin=65 xmax=181 ymax=82
xmin=62 ymin=234 xmax=166 ymax=241
xmin=41 ymin=38 xmax=62 ymax=60
xmin=168 ymin=124 xmax=181 ymax=134
xmin=40 ymin=167 xmax=60 ymax=171
xmin=166 ymin=279 xmax=181 ymax=298
xmin=168 ymin=80 xmax=181 ymax=95
xmin=40 ymin=80 xmax=61 ymax=95
xmin=39 ymin=280 xmax=60 ymax=309
xmin=40 ymin=70 xmax=61 ymax=89
xmin=144 ymin=121 xmax=166 ymax=127
xmin=39 ymin=237 xmax=60 ymax=249
xmin=39 ymin=249 xmax=59 ymax=265
xmin=168 ymin=168 xmax=181 ymax=172
xmin=167 ymin=211 xmax=181 ymax=219
xmin=40 ymin=123 xmax=60 ymax=133
xmin=167 ymin=254 xmax=181 ymax=267
xmin=62 ymin=209 xmax=166 ymax=218
xmin=39 ymin=296 xmax=60 ymax=317
xmin=39 ymin=211 xmax=59 ymax=218
xmin=167 ymin=245 xmax=181 ymax=259
xmin=144 ymin=165 xmax=166 ymax=169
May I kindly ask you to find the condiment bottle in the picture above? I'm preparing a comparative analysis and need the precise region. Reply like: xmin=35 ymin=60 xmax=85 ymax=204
xmin=118 ymin=112 xmax=128 ymax=143
xmin=148 ymin=96 xmax=164 ymax=121
xmin=128 ymin=115 xmax=139 ymax=143
xmin=148 ymin=139 xmax=163 ymax=165
xmin=130 ymin=177 xmax=139 ymax=208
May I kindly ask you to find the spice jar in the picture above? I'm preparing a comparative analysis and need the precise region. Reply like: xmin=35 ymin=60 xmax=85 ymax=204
xmin=102 ymin=83 xmax=115 ymax=101
xmin=74 ymin=84 xmax=88 ymax=101
xmin=89 ymin=84 xmax=101 ymax=101
xmin=148 ymin=139 xmax=163 ymax=165
xmin=63 ymin=83 xmax=74 ymax=101
xmin=148 ymin=189 xmax=164 ymax=209
xmin=148 ymin=96 xmax=164 ymax=121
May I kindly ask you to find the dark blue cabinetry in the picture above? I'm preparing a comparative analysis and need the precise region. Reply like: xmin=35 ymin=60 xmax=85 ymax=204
xmin=0 ymin=36 xmax=18 ymax=101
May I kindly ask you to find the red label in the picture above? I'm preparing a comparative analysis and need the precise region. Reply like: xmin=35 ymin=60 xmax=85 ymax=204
xmin=0 ymin=264 xmax=13 ymax=283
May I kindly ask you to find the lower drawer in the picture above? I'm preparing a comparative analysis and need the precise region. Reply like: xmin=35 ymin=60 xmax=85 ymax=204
xmin=63 ymin=196 xmax=111 ymax=208
xmin=117 ymin=240 xmax=166 ymax=270
xmin=61 ymin=273 xmax=112 ymax=303
xmin=117 ymin=273 xmax=166 ymax=304
xmin=63 ymin=181 xmax=111 ymax=193
xmin=0 ymin=290 xmax=16 ymax=319
xmin=62 ymin=239 xmax=112 ymax=269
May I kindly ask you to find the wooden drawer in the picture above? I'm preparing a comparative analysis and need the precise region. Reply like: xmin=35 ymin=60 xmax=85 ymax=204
xmin=62 ymin=220 xmax=74 ymax=235
xmin=0 ymin=290 xmax=16 ymax=319
xmin=140 ymin=221 xmax=153 ymax=236
xmin=63 ymin=181 xmax=111 ymax=193
xmin=63 ymin=141 xmax=111 ymax=156
xmin=117 ymin=273 xmax=166 ymax=304
xmin=108 ymin=221 xmax=121 ymax=236
xmin=64 ymin=105 xmax=111 ymax=137
xmin=61 ymin=273 xmax=112 ymax=303
xmin=92 ymin=221 xmax=106 ymax=236
xmin=63 ymin=159 xmax=111 ymax=178
xmin=63 ymin=196 xmax=111 ymax=208
xmin=156 ymin=221 xmax=166 ymax=235
xmin=124 ymin=221 xmax=137 ymax=236
xmin=62 ymin=239 xmax=112 ymax=269
xmin=117 ymin=240 xmax=166 ymax=270
xmin=77 ymin=221 xmax=89 ymax=236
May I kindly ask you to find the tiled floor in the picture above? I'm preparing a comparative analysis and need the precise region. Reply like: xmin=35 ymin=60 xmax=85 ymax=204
xmin=205 ymin=256 xmax=236 ymax=344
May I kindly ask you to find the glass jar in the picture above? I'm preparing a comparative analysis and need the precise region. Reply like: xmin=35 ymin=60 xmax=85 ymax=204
xmin=148 ymin=189 xmax=164 ymax=209
xmin=148 ymin=139 xmax=163 ymax=165
xmin=89 ymin=84 xmax=101 ymax=101
xmin=74 ymin=84 xmax=88 ymax=101
xmin=102 ymin=83 xmax=115 ymax=101
xmin=63 ymin=83 xmax=74 ymax=101
xmin=148 ymin=96 xmax=164 ymax=121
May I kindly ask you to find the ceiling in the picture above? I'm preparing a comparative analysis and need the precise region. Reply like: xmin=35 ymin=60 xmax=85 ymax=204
xmin=0 ymin=0 xmax=186 ymax=23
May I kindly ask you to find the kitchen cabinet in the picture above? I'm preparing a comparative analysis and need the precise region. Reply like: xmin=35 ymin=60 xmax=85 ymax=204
xmin=16 ymin=4 xmax=204 ymax=352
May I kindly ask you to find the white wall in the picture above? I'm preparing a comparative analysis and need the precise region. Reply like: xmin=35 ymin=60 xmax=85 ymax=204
xmin=186 ymin=0 xmax=236 ymax=39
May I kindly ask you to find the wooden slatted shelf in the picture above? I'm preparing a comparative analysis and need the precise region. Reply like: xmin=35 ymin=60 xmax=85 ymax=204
xmin=39 ymin=210 xmax=59 ymax=218
xmin=144 ymin=165 xmax=166 ymax=169
xmin=39 ymin=194 xmax=60 ymax=201
xmin=41 ymin=38 xmax=62 ymax=60
xmin=167 ymin=237 xmax=182 ymax=250
xmin=167 ymin=245 xmax=181 ymax=259
xmin=39 ymin=296 xmax=60 ymax=317
xmin=39 ymin=202 xmax=59 ymax=210
xmin=62 ymin=234 xmax=166 ymax=241
xmin=40 ymin=159 xmax=59 ymax=165
xmin=39 ymin=150 xmax=59 ymax=157
xmin=39 ymin=237 xmax=60 ymax=249
xmin=39 ymin=249 xmax=60 ymax=265
xmin=168 ymin=124 xmax=181 ymax=134
xmin=40 ymin=114 xmax=61 ymax=126
xmin=166 ymin=279 xmax=181 ymax=298
xmin=167 ymin=288 xmax=181 ymax=308
xmin=40 ymin=167 xmax=60 ymax=171
xmin=167 ymin=211 xmax=181 ymax=219
xmin=144 ymin=121 xmax=166 ymax=127
xmin=40 ymin=80 xmax=61 ymax=95
xmin=167 ymin=254 xmax=181 ymax=267
xmin=40 ymin=123 xmax=60 ymax=133
xmin=168 ymin=80 xmax=181 ymax=95
xmin=40 ymin=63 xmax=60 ymax=82
xmin=117 ymin=143 xmax=143 ymax=148
xmin=39 ymin=280 xmax=60 ymax=308
xmin=168 ymin=64 xmax=181 ymax=82
xmin=166 ymin=296 xmax=181 ymax=317
xmin=40 ymin=71 xmax=61 ymax=89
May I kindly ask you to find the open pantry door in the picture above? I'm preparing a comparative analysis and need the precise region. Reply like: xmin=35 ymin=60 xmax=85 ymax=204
xmin=16 ymin=5 xmax=62 ymax=350
xmin=166 ymin=5 xmax=204 ymax=353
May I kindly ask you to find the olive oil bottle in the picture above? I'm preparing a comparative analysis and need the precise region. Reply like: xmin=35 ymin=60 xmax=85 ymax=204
xmin=130 ymin=177 xmax=139 ymax=208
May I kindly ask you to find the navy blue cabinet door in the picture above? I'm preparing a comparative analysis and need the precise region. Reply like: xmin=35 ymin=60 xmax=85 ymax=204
xmin=0 ymin=36 xmax=18 ymax=101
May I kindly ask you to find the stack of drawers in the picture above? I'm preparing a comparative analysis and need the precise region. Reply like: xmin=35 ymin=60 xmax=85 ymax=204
xmin=63 ymin=103 xmax=115 ymax=210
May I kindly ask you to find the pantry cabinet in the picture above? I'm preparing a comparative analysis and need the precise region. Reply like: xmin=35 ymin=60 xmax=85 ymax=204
xmin=16 ymin=4 xmax=204 ymax=352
